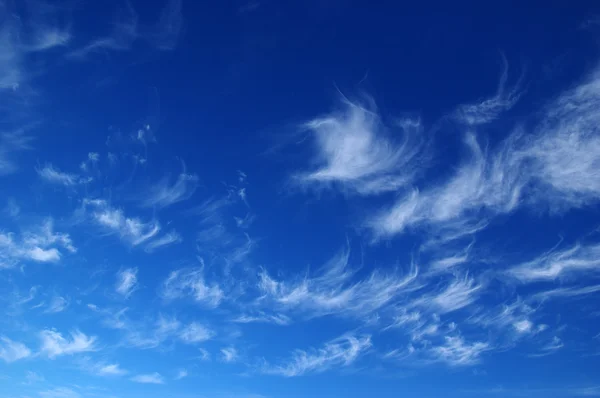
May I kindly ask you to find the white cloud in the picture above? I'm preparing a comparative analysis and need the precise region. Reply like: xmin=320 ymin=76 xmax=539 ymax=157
xmin=428 ymin=335 xmax=489 ymax=366
xmin=144 ymin=231 xmax=181 ymax=252
xmin=262 ymin=335 xmax=371 ymax=377
xmin=454 ymin=55 xmax=522 ymax=125
xmin=130 ymin=372 xmax=164 ymax=384
xmin=44 ymin=296 xmax=68 ymax=314
xmin=425 ymin=274 xmax=482 ymax=313
xmin=370 ymin=63 xmax=600 ymax=239
xmin=295 ymin=96 xmax=425 ymax=195
xmin=233 ymin=313 xmax=292 ymax=326
xmin=530 ymin=336 xmax=564 ymax=357
xmin=368 ymin=132 xmax=524 ymax=239
xmin=469 ymin=299 xmax=542 ymax=343
xmin=174 ymin=368 xmax=188 ymax=380
xmin=39 ymin=329 xmax=97 ymax=358
xmin=36 ymin=164 xmax=85 ymax=186
xmin=531 ymin=284 xmax=600 ymax=301
xmin=508 ymin=242 xmax=600 ymax=282
xmin=83 ymin=199 xmax=161 ymax=246
xmin=220 ymin=346 xmax=238 ymax=363
xmin=257 ymin=247 xmax=419 ymax=319
xmin=0 ymin=336 xmax=31 ymax=362
xmin=0 ymin=219 xmax=75 ymax=268
xmin=162 ymin=268 xmax=224 ymax=308
xmin=115 ymin=268 xmax=138 ymax=298
xmin=95 ymin=363 xmax=128 ymax=376
xmin=178 ymin=322 xmax=214 ymax=344
xmin=141 ymin=171 xmax=198 ymax=208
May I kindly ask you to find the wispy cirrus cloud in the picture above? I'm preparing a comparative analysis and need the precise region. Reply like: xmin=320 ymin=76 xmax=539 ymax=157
xmin=508 ymin=242 xmax=600 ymax=282
xmin=115 ymin=268 xmax=138 ymax=298
xmin=233 ymin=312 xmax=292 ymax=326
xmin=369 ymin=62 xmax=600 ymax=240
xmin=257 ymin=247 xmax=419 ymax=319
xmin=261 ymin=335 xmax=371 ymax=377
xmin=531 ymin=284 xmax=600 ymax=301
xmin=294 ymin=96 xmax=425 ymax=195
xmin=141 ymin=171 xmax=199 ymax=209
xmin=36 ymin=164 xmax=89 ymax=186
xmin=44 ymin=296 xmax=69 ymax=314
xmin=83 ymin=199 xmax=161 ymax=247
xmin=417 ymin=274 xmax=482 ymax=314
xmin=427 ymin=335 xmax=490 ymax=366
xmin=39 ymin=329 xmax=97 ymax=358
xmin=144 ymin=231 xmax=181 ymax=252
xmin=130 ymin=372 xmax=164 ymax=384
xmin=69 ymin=0 xmax=182 ymax=59
xmin=68 ymin=2 xmax=138 ymax=59
xmin=454 ymin=55 xmax=522 ymax=125
xmin=0 ymin=336 xmax=31 ymax=363
xmin=529 ymin=336 xmax=564 ymax=357
xmin=162 ymin=268 xmax=224 ymax=307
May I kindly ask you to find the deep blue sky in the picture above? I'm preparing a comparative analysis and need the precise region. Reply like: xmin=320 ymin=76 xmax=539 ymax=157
xmin=1 ymin=1 xmax=600 ymax=398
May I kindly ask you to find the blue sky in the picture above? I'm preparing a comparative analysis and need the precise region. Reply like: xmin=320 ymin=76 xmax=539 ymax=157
xmin=1 ymin=0 xmax=600 ymax=397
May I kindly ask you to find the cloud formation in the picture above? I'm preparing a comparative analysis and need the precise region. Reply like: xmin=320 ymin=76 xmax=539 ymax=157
xmin=295 ymin=96 xmax=425 ymax=195
xmin=262 ymin=335 xmax=371 ymax=376
xmin=162 ymin=268 xmax=224 ymax=307
xmin=0 ymin=219 xmax=75 ymax=268
xmin=115 ymin=268 xmax=139 ymax=298
xmin=39 ymin=330 xmax=97 ymax=358
xmin=454 ymin=55 xmax=522 ymax=125
xmin=257 ymin=247 xmax=419 ymax=319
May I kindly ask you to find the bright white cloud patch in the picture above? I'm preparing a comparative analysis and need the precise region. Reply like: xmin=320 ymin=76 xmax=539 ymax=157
xmin=0 ymin=219 xmax=75 ymax=268
xmin=262 ymin=335 xmax=371 ymax=376
xmin=0 ymin=336 xmax=31 ymax=362
xmin=296 ymin=96 xmax=425 ymax=195
xmin=39 ymin=330 xmax=97 ymax=358
xmin=83 ymin=199 xmax=175 ymax=249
